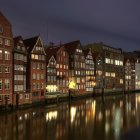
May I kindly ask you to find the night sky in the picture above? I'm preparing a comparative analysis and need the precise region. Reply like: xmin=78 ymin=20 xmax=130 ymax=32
xmin=0 ymin=0 xmax=140 ymax=51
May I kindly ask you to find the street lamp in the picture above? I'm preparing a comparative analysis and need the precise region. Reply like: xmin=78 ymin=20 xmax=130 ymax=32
xmin=92 ymin=81 xmax=96 ymax=96
xmin=68 ymin=80 xmax=76 ymax=101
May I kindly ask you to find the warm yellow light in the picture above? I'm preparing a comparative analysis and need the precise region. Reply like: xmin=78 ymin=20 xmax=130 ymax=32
xmin=71 ymin=107 xmax=76 ymax=123
xmin=46 ymin=111 xmax=58 ymax=121
xmin=69 ymin=81 xmax=76 ymax=89
xmin=46 ymin=85 xmax=57 ymax=92
xmin=92 ymin=82 xmax=96 ymax=87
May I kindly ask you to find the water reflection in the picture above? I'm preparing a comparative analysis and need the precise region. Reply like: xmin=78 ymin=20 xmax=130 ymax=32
xmin=1 ymin=94 xmax=140 ymax=140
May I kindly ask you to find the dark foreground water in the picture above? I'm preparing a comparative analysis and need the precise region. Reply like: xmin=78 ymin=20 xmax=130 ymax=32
xmin=1 ymin=94 xmax=140 ymax=140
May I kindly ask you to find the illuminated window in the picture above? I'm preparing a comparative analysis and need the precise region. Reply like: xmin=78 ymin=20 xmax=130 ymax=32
xmin=5 ymin=51 xmax=10 ymax=60
xmin=31 ymin=54 xmax=35 ymax=59
xmin=77 ymin=78 xmax=80 ymax=83
xmin=120 ymin=79 xmax=123 ymax=84
xmin=35 ymin=55 xmax=38 ymax=60
xmin=105 ymin=58 xmax=110 ymax=64
xmin=5 ymin=79 xmax=10 ymax=89
xmin=111 ymin=72 xmax=115 ymax=77
xmin=106 ymin=72 xmax=110 ymax=77
xmin=120 ymin=61 xmax=123 ymax=66
xmin=111 ymin=59 xmax=114 ymax=64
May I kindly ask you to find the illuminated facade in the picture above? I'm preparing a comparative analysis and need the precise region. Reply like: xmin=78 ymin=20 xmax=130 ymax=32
xmin=13 ymin=36 xmax=31 ymax=105
xmin=83 ymin=48 xmax=95 ymax=92
xmin=85 ymin=42 xmax=124 ymax=93
xmin=0 ymin=11 xmax=13 ymax=106
xmin=46 ymin=55 xmax=57 ymax=94
xmin=93 ymin=53 xmax=104 ymax=92
xmin=24 ymin=36 xmax=46 ymax=103
xmin=64 ymin=41 xmax=86 ymax=94
xmin=135 ymin=58 xmax=140 ymax=90
xmin=124 ymin=53 xmax=136 ymax=91
xmin=46 ymin=46 xmax=69 ymax=94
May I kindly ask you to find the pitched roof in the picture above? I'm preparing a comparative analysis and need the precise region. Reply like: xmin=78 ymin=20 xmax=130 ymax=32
xmin=24 ymin=36 xmax=39 ymax=52
xmin=0 ymin=11 xmax=11 ymax=26
xmin=63 ymin=40 xmax=81 ymax=54
xmin=45 ymin=46 xmax=61 ymax=64
xmin=14 ymin=36 xmax=23 ymax=45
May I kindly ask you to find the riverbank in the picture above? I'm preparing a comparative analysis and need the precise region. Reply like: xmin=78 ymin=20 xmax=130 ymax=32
xmin=0 ymin=90 xmax=140 ymax=112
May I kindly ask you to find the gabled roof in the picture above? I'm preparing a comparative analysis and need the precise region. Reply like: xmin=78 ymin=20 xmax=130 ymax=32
xmin=24 ymin=36 xmax=39 ymax=52
xmin=45 ymin=46 xmax=61 ymax=62
xmin=63 ymin=40 xmax=81 ymax=54
xmin=14 ymin=36 xmax=23 ymax=46
xmin=0 ymin=11 xmax=11 ymax=26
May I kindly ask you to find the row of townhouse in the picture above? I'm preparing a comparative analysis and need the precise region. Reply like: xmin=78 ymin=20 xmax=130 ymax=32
xmin=1 ymin=11 xmax=140 ymax=107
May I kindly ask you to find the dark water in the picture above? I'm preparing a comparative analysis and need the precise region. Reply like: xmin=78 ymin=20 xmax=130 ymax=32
xmin=0 ymin=94 xmax=140 ymax=140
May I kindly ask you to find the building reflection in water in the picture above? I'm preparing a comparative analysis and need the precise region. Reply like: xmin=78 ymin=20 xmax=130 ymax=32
xmin=1 ymin=94 xmax=140 ymax=139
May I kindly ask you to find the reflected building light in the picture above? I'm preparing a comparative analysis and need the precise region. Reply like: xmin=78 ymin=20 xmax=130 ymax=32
xmin=136 ymin=96 xmax=138 ymax=111
xmin=92 ymin=101 xmax=96 ymax=120
xmin=25 ymin=113 xmax=29 ymax=120
xmin=46 ymin=111 xmax=58 ymax=121
xmin=120 ymin=101 xmax=123 ymax=108
xmin=132 ymin=110 xmax=136 ymax=116
xmin=98 ymin=111 xmax=103 ymax=121
xmin=105 ymin=110 xmax=110 ymax=118
xmin=19 ymin=116 xmax=22 ymax=121
xmin=33 ymin=112 xmax=36 ymax=117
xmin=105 ymin=121 xmax=110 ymax=135
xmin=70 ymin=107 xmax=76 ymax=123
xmin=137 ymin=96 xmax=140 ymax=104
xmin=114 ymin=108 xmax=122 ymax=140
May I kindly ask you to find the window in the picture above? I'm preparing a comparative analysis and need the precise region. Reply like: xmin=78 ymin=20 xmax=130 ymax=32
xmin=0 ymin=79 xmax=2 ymax=90
xmin=5 ymin=51 xmax=10 ymax=60
xmin=111 ymin=72 xmax=115 ymax=77
xmin=5 ymin=79 xmax=10 ymax=90
xmin=41 ymin=74 xmax=44 ymax=79
xmin=5 ymin=66 xmax=10 ymax=73
xmin=120 ymin=79 xmax=123 ymax=84
xmin=31 ymin=54 xmax=35 ymax=59
xmin=35 ymin=55 xmax=38 ymax=60
xmin=32 ymin=74 xmax=36 ymax=79
xmin=106 ymin=72 xmax=110 ymax=77
xmin=5 ymin=39 xmax=10 ymax=46
xmin=37 ymin=74 xmax=40 ymax=80
xmin=77 ymin=78 xmax=80 ymax=83
xmin=0 ymin=50 xmax=2 ymax=59
xmin=105 ymin=58 xmax=110 ymax=64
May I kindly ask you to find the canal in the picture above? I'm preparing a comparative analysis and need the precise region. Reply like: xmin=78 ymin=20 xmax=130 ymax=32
xmin=0 ymin=94 xmax=140 ymax=140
